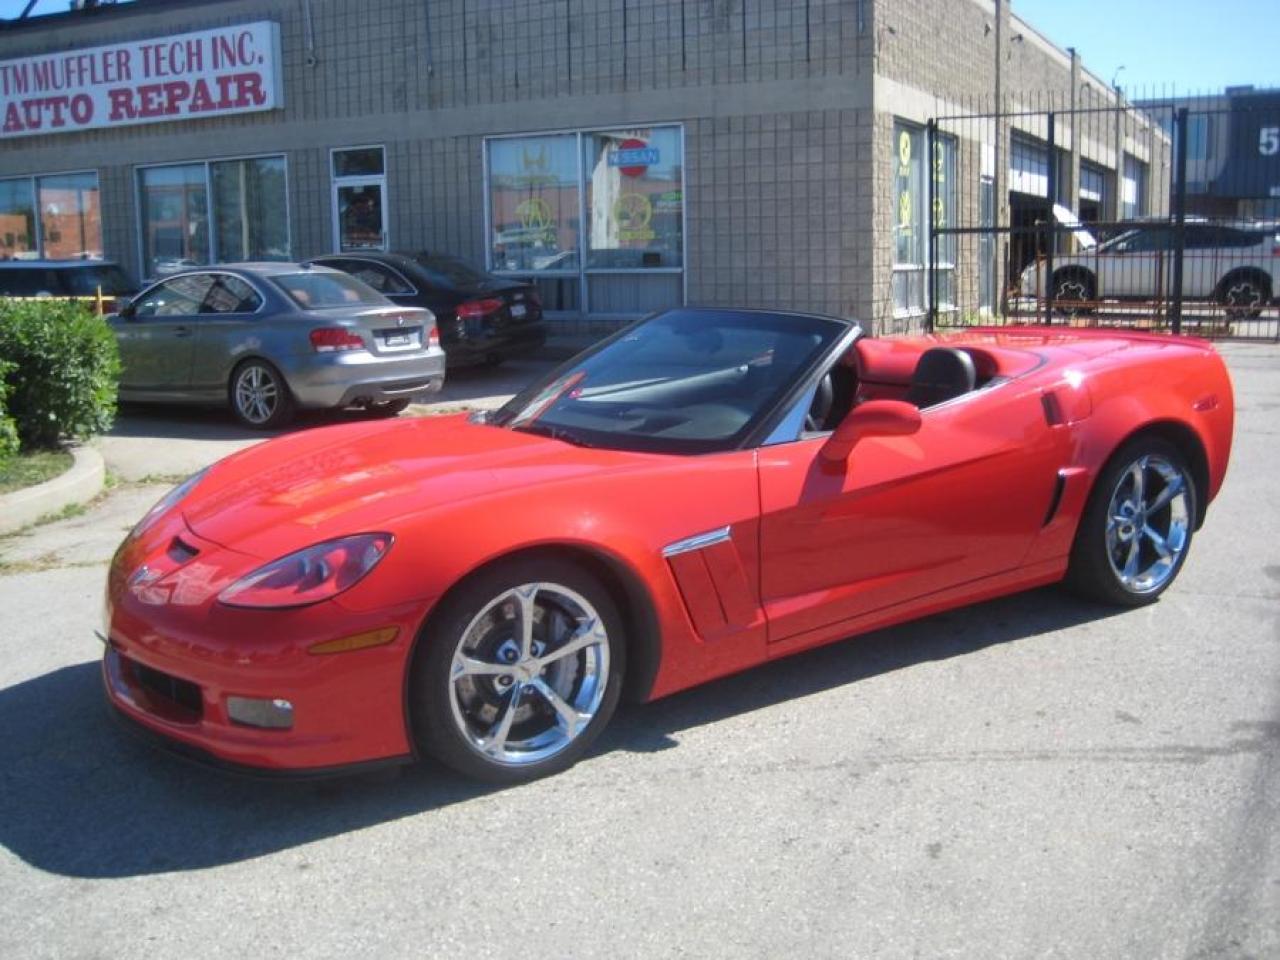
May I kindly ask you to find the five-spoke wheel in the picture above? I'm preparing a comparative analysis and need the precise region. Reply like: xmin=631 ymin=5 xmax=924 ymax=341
xmin=1068 ymin=437 xmax=1196 ymax=605
xmin=230 ymin=359 xmax=295 ymax=429
xmin=412 ymin=557 xmax=625 ymax=782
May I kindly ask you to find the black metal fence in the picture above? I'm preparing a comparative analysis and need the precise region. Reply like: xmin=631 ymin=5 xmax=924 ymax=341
xmin=927 ymin=89 xmax=1280 ymax=339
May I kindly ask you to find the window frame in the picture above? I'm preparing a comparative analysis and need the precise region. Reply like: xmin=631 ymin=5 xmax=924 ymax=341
xmin=131 ymin=269 xmax=270 ymax=318
xmin=896 ymin=122 xmax=957 ymax=317
xmin=483 ymin=123 xmax=688 ymax=318
xmin=134 ymin=153 xmax=292 ymax=282
xmin=0 ymin=169 xmax=102 ymax=261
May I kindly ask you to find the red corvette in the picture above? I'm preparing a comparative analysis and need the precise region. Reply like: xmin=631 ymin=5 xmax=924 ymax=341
xmin=102 ymin=308 xmax=1234 ymax=782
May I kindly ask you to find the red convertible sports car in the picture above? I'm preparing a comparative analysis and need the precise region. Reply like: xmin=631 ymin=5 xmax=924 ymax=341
xmin=102 ymin=308 xmax=1234 ymax=782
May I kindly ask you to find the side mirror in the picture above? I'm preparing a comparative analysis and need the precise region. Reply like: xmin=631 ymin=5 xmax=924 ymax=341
xmin=117 ymin=300 xmax=137 ymax=320
xmin=820 ymin=400 xmax=922 ymax=463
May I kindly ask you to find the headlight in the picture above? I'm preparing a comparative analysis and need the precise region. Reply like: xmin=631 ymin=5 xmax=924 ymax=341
xmin=128 ymin=468 xmax=208 ymax=540
xmin=218 ymin=533 xmax=393 ymax=609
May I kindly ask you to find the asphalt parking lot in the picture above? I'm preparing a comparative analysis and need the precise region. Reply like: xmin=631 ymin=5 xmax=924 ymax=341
xmin=0 ymin=343 xmax=1276 ymax=959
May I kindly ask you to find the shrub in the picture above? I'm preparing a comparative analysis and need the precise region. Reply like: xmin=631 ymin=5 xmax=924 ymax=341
xmin=0 ymin=358 xmax=17 ymax=460
xmin=0 ymin=298 xmax=121 ymax=450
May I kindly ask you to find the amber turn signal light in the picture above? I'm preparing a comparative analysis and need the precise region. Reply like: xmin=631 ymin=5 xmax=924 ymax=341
xmin=308 ymin=626 xmax=399 ymax=655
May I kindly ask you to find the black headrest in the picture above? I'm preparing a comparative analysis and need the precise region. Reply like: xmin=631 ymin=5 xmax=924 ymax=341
xmin=905 ymin=347 xmax=977 ymax=408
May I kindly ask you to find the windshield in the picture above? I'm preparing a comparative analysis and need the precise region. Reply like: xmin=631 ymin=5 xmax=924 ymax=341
xmin=271 ymin=271 xmax=389 ymax=309
xmin=411 ymin=253 xmax=490 ymax=290
xmin=490 ymin=308 xmax=847 ymax=454
xmin=61 ymin=265 xmax=137 ymax=296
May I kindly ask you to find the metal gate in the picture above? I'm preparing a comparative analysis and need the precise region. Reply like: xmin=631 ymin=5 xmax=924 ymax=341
xmin=928 ymin=91 xmax=1280 ymax=340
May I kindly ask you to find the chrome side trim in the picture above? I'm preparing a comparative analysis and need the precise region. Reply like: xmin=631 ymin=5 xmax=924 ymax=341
xmin=662 ymin=526 xmax=732 ymax=558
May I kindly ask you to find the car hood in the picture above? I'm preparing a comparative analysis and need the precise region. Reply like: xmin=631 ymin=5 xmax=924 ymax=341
xmin=181 ymin=414 xmax=642 ymax=559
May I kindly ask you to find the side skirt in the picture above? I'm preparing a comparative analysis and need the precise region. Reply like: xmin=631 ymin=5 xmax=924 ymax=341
xmin=765 ymin=557 xmax=1068 ymax=661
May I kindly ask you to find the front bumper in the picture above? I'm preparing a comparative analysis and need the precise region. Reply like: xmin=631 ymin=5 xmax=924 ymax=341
xmin=102 ymin=522 xmax=429 ymax=772
xmin=105 ymin=683 xmax=411 ymax=779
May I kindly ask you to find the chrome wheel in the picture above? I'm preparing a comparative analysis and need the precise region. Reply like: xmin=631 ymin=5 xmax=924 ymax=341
xmin=1223 ymin=278 xmax=1265 ymax=318
xmin=447 ymin=582 xmax=611 ymax=767
xmin=1055 ymin=278 xmax=1089 ymax=302
xmin=234 ymin=363 xmax=280 ymax=425
xmin=1104 ymin=454 xmax=1191 ymax=595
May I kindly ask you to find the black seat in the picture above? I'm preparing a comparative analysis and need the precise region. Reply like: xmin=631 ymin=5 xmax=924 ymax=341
xmin=904 ymin=347 xmax=976 ymax=408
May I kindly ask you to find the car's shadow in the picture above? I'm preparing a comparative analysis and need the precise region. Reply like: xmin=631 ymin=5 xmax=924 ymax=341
xmin=0 ymin=587 xmax=1119 ymax=879
xmin=107 ymin=360 xmax=548 ymax=443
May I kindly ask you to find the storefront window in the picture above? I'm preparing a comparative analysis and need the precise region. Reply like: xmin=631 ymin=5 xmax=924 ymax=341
xmin=39 ymin=173 xmax=102 ymax=260
xmin=892 ymin=122 xmax=925 ymax=315
xmin=583 ymin=127 xmax=684 ymax=269
xmin=332 ymin=148 xmax=385 ymax=178
xmin=893 ymin=124 xmax=955 ymax=314
xmin=139 ymin=164 xmax=209 ymax=278
xmin=212 ymin=157 xmax=289 ymax=262
xmin=1121 ymin=154 xmax=1148 ymax=220
xmin=933 ymin=133 xmax=957 ymax=308
xmin=487 ymin=134 xmax=580 ymax=272
xmin=0 ymin=178 xmax=37 ymax=260
xmin=139 ymin=156 xmax=290 ymax=279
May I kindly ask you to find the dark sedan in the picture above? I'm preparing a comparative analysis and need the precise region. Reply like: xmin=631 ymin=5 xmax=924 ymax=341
xmin=305 ymin=251 xmax=547 ymax=367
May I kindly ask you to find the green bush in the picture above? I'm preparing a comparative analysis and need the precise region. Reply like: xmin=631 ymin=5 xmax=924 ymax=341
xmin=0 ymin=298 xmax=121 ymax=450
xmin=0 ymin=358 xmax=17 ymax=460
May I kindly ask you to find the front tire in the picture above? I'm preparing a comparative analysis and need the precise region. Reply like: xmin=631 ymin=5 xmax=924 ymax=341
xmin=1066 ymin=437 xmax=1196 ymax=606
xmin=410 ymin=556 xmax=626 ymax=783
xmin=230 ymin=359 xmax=295 ymax=429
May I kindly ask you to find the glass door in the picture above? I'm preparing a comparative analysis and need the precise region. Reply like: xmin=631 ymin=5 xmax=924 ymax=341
xmin=333 ymin=180 xmax=386 ymax=252
xmin=331 ymin=146 xmax=387 ymax=252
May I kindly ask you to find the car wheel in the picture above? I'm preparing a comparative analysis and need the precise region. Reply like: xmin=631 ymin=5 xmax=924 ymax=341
xmin=1219 ymin=273 xmax=1268 ymax=319
xmin=367 ymin=398 xmax=411 ymax=417
xmin=1053 ymin=271 xmax=1095 ymax=316
xmin=1066 ymin=437 xmax=1196 ymax=606
xmin=410 ymin=556 xmax=626 ymax=783
xmin=229 ymin=359 xmax=295 ymax=429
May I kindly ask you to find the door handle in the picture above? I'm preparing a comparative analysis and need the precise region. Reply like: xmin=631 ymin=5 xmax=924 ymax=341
xmin=173 ymin=326 xmax=192 ymax=338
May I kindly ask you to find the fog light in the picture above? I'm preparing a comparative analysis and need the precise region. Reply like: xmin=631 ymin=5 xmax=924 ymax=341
xmin=227 ymin=696 xmax=294 ymax=730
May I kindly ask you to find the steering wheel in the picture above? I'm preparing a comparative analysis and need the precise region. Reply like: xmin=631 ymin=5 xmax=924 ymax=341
xmin=805 ymin=372 xmax=835 ymax=432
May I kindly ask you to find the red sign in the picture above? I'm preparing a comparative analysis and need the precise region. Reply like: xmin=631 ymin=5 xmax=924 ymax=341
xmin=613 ymin=138 xmax=655 ymax=178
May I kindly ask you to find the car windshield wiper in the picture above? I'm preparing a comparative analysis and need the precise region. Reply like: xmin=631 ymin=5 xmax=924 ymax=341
xmin=511 ymin=422 xmax=594 ymax=448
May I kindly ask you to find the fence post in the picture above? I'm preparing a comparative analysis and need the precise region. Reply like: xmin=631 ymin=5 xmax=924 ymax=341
xmin=926 ymin=119 xmax=937 ymax=332
xmin=1044 ymin=111 xmax=1056 ymax=322
xmin=1170 ymin=106 xmax=1189 ymax=335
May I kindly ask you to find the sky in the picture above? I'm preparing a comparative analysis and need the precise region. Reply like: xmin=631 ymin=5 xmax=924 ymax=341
xmin=1 ymin=0 xmax=1277 ymax=96
xmin=997 ymin=0 xmax=1276 ymax=95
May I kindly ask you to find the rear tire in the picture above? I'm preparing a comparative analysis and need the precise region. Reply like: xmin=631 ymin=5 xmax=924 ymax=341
xmin=1218 ymin=272 xmax=1269 ymax=320
xmin=1066 ymin=437 xmax=1197 ymax=606
xmin=229 ymin=359 xmax=295 ymax=429
xmin=1052 ymin=270 xmax=1096 ymax=317
xmin=409 ymin=556 xmax=626 ymax=783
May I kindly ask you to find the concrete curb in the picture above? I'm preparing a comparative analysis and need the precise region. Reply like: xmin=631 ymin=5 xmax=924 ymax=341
xmin=0 ymin=444 xmax=105 ymax=536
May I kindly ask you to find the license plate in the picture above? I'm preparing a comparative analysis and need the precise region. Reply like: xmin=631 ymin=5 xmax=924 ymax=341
xmin=382 ymin=331 xmax=417 ymax=347
xmin=510 ymin=303 xmax=527 ymax=318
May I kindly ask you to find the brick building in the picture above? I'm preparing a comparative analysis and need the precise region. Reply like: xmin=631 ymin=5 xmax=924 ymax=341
xmin=0 ymin=0 xmax=1167 ymax=334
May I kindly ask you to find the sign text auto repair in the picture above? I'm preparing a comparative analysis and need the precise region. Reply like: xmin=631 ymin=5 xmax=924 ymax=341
xmin=0 ymin=21 xmax=282 ymax=139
